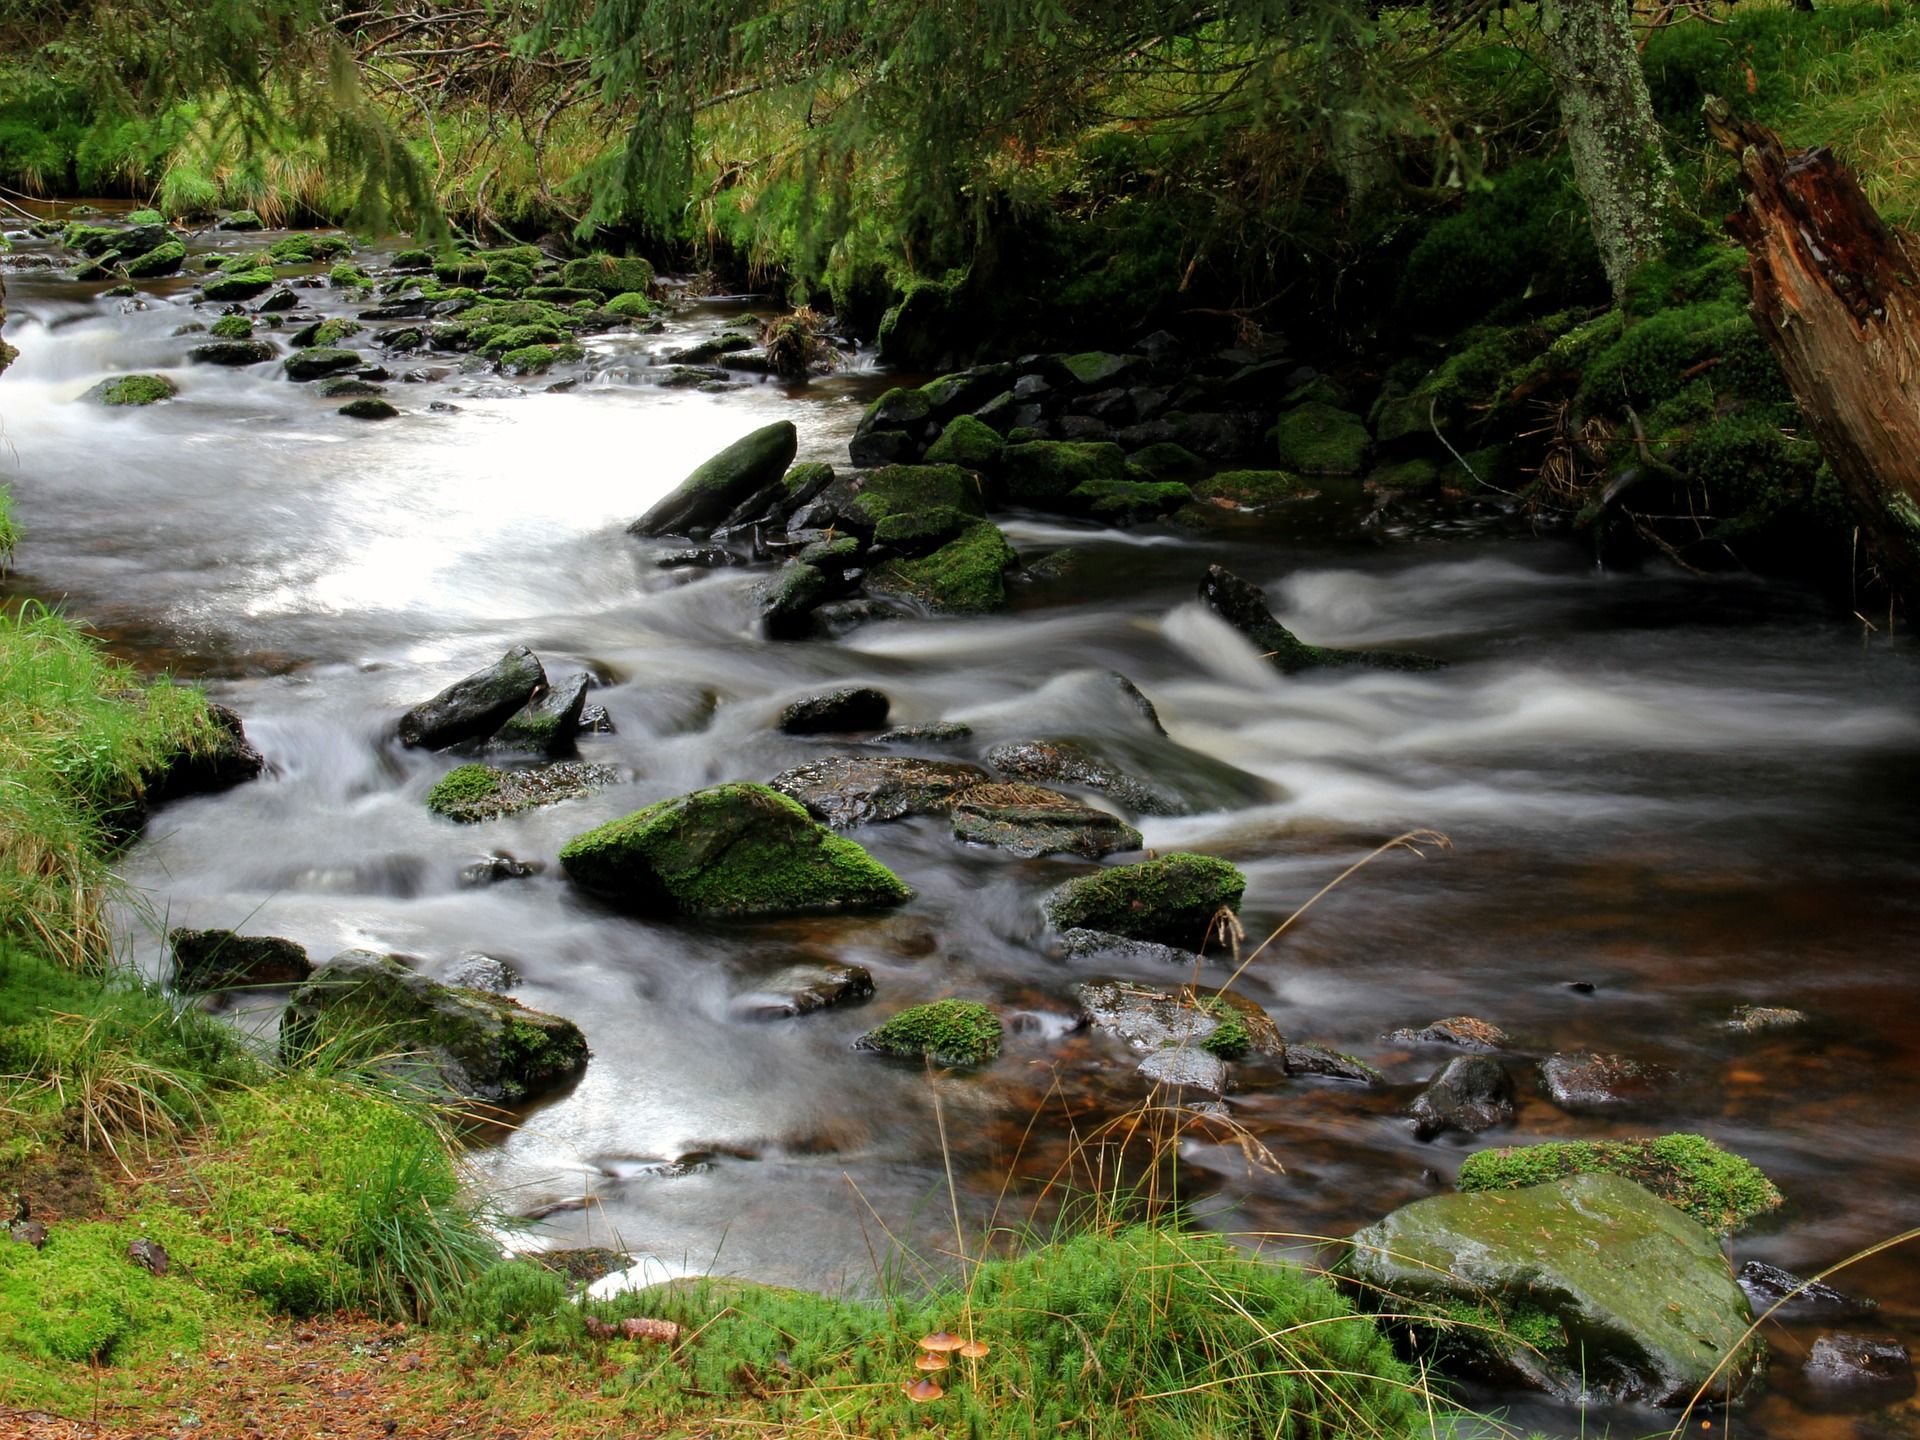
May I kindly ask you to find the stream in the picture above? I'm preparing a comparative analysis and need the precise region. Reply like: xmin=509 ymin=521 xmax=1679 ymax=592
xmin=5 ymin=208 xmax=1920 ymax=1438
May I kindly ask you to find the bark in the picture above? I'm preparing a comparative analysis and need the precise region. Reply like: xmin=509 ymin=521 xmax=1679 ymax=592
xmin=1538 ymin=0 xmax=1678 ymax=300
xmin=1709 ymin=100 xmax=1920 ymax=607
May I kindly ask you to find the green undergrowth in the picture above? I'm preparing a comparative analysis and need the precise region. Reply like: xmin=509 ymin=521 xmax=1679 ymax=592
xmin=444 ymin=1226 xmax=1424 ymax=1440
xmin=1457 ymin=1133 xmax=1784 ymax=1234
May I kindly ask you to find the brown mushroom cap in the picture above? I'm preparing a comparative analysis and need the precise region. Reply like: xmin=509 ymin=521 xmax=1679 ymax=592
xmin=915 ymin=1350 xmax=951 ymax=1371
xmin=918 ymin=1331 xmax=965 ymax=1353
xmin=904 ymin=1376 xmax=944 ymax=1402
xmin=958 ymin=1339 xmax=990 ymax=1359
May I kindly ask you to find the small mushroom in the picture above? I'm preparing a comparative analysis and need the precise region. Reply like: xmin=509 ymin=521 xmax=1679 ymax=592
xmin=918 ymin=1331 xmax=965 ymax=1353
xmin=915 ymin=1351 xmax=950 ymax=1371
xmin=958 ymin=1339 xmax=990 ymax=1359
xmin=904 ymin=1376 xmax=944 ymax=1402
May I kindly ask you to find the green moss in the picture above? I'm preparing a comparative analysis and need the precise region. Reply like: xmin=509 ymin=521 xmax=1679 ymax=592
xmin=499 ymin=342 xmax=584 ymax=375
xmin=1267 ymin=402 xmax=1370 ymax=475
xmin=603 ymin=290 xmax=654 ymax=318
xmin=201 ymin=268 xmax=274 ymax=301
xmin=1068 ymin=477 xmax=1192 ymax=524
xmin=868 ymin=520 xmax=1017 ymax=613
xmin=390 ymin=247 xmax=433 ymax=270
xmin=426 ymin=763 xmax=502 ymax=817
xmin=1042 ymin=852 xmax=1246 ymax=947
xmin=328 ymin=262 xmax=371 ymax=289
xmin=220 ymin=210 xmax=262 ymax=230
xmin=560 ymin=253 xmax=654 ymax=296
xmin=208 ymin=314 xmax=253 ymax=340
xmin=999 ymin=440 xmax=1129 ymax=507
xmin=125 ymin=208 xmax=163 ymax=226
xmin=558 ymin=782 xmax=912 ymax=918
xmin=87 ymin=373 xmax=177 ymax=407
xmin=1127 ymin=442 xmax=1206 ymax=481
xmin=781 ymin=461 xmax=834 ymax=495
xmin=484 ymin=258 xmax=534 ymax=291
xmin=853 ymin=463 xmax=987 ymax=533
xmin=122 ymin=240 xmax=186 ymax=278
xmin=1190 ymin=470 xmax=1312 ymax=507
xmin=267 ymin=234 xmax=350 ymax=264
xmin=924 ymin=413 xmax=1005 ymax=467
xmin=478 ymin=321 xmax=568 ymax=357
xmin=1198 ymin=997 xmax=1252 ymax=1059
xmin=858 ymin=998 xmax=1002 ymax=1066
xmin=433 ymin=255 xmax=489 ymax=285
xmin=1457 ymin=1133 xmax=1784 ymax=1233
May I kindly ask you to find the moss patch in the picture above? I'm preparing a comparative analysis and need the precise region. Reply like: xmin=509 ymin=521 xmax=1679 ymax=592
xmin=85 ymin=373 xmax=177 ymax=407
xmin=856 ymin=998 xmax=1002 ymax=1066
xmin=1456 ymin=1134 xmax=1783 ymax=1233
xmin=1267 ymin=402 xmax=1370 ymax=475
xmin=1042 ymin=853 xmax=1246 ymax=948
xmin=867 ymin=521 xmax=1017 ymax=613
xmin=1191 ymin=469 xmax=1314 ymax=507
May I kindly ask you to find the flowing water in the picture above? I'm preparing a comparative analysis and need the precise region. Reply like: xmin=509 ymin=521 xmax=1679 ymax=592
xmin=6 ymin=210 xmax=1920 ymax=1437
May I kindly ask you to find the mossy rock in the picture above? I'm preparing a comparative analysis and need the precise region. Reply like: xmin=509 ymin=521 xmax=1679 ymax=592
xmin=924 ymin=413 xmax=1006 ymax=468
xmin=867 ymin=521 xmax=1017 ymax=614
xmin=434 ymin=256 xmax=489 ymax=285
xmin=168 ymin=928 xmax=312 ymax=991
xmin=1199 ymin=565 xmax=1442 ymax=674
xmin=560 ymin=253 xmax=655 ymax=297
xmin=604 ymin=291 xmax=654 ymax=319
xmin=499 ymin=342 xmax=583 ymax=375
xmin=1060 ymin=351 xmax=1139 ymax=386
xmin=123 ymin=241 xmax=187 ymax=278
xmin=125 ymin=208 xmax=164 ymax=226
xmin=1127 ymin=441 xmax=1207 ymax=481
xmin=283 ymin=348 xmax=361 ymax=382
xmin=84 ymin=373 xmax=177 ymax=407
xmin=631 ymin=420 xmax=798 ymax=537
xmin=1043 ymin=853 xmax=1246 ymax=947
xmin=339 ymin=398 xmax=398 ymax=421
xmin=281 ymin=950 xmax=589 ymax=1104
xmin=1000 ymin=440 xmax=1129 ymax=507
xmin=856 ymin=999 xmax=1002 ymax=1066
xmin=1457 ymin=1134 xmax=1783 ymax=1234
xmin=267 ymin=233 xmax=351 ymax=264
xmin=292 ymin=317 xmax=364 ymax=349
xmin=1268 ymin=402 xmax=1371 ymax=475
xmin=208 ymin=315 xmax=254 ymax=340
xmin=558 ymin=782 xmax=912 ymax=919
xmin=875 ymin=275 xmax=964 ymax=370
xmin=317 ymin=377 xmax=383 ymax=399
xmin=390 ymin=247 xmax=434 ymax=271
xmin=1191 ymin=470 xmax=1315 ymax=508
xmin=201 ymin=269 xmax=275 ymax=302
xmin=478 ymin=321 xmax=568 ymax=357
xmin=328 ymin=263 xmax=371 ymax=289
xmin=426 ymin=760 xmax=616 ymax=822
xmin=1348 ymin=1174 xmax=1762 ymax=1405
xmin=1067 ymin=477 xmax=1192 ymax=525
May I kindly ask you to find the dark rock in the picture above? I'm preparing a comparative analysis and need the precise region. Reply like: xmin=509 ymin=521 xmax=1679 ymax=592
xmin=770 ymin=755 xmax=987 ymax=828
xmin=1199 ymin=565 xmax=1442 ymax=674
xmin=169 ymin=928 xmax=312 ymax=991
xmin=1539 ymin=1052 xmax=1679 ymax=1112
xmin=259 ymin=288 xmax=300 ymax=312
xmin=1409 ymin=1055 xmax=1515 ymax=1140
xmin=189 ymin=339 xmax=276 ymax=366
xmin=317 ymin=377 xmax=384 ymax=399
xmin=127 ymin=1237 xmax=168 ymax=1276
xmin=1284 ymin=1043 xmax=1384 ymax=1084
xmin=492 ymin=672 xmax=590 ymax=757
xmin=656 ymin=546 xmax=740 ymax=570
xmin=758 ymin=561 xmax=826 ymax=640
xmin=1044 ymin=853 xmax=1246 ymax=948
xmin=1724 ymin=1004 xmax=1808 ymax=1033
xmin=1137 ymin=1046 xmax=1227 ymax=1096
xmin=578 ymin=703 xmax=615 ymax=734
xmin=985 ymin=737 xmax=1184 ymax=815
xmin=143 ymin=703 xmax=265 ymax=806
xmin=1076 ymin=978 xmax=1281 ymax=1059
xmin=873 ymin=721 xmax=973 ymax=745
xmin=950 ymin=782 xmax=1143 ymax=859
xmin=1738 ymin=1262 xmax=1878 ymax=1322
xmin=778 ymin=687 xmax=890 ymax=734
xmin=426 ymin=761 xmax=618 ymax=823
xmin=458 ymin=852 xmax=545 ymax=888
xmin=558 ymin=782 xmax=912 ymax=918
xmin=283 ymin=347 xmax=362 ymax=382
xmin=339 ymin=398 xmax=398 ymax=420
xmin=1803 ymin=1333 xmax=1913 ymax=1396
xmin=918 ymin=364 xmax=1015 ymax=418
xmin=1348 ymin=1174 xmax=1763 ymax=1405
xmin=282 ymin=949 xmax=589 ymax=1104
xmin=1386 ymin=1016 xmax=1509 ymax=1051
xmin=847 ymin=428 xmax=918 ymax=468
xmin=731 ymin=961 xmax=874 ymax=1020
xmin=630 ymin=421 xmax=798 ymax=537
xmin=397 ymin=646 xmax=547 ymax=749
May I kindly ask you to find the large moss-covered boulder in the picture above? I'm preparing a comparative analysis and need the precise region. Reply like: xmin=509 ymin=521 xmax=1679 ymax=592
xmin=1268 ymin=401 xmax=1371 ymax=475
xmin=999 ymin=440 xmax=1128 ymax=508
xmin=560 ymin=253 xmax=654 ymax=297
xmin=123 ymin=241 xmax=187 ymax=278
xmin=558 ymin=782 xmax=913 ymax=918
xmin=284 ymin=347 xmax=362 ymax=382
xmin=1042 ymin=853 xmax=1246 ymax=948
xmin=631 ymin=421 xmax=798 ymax=537
xmin=924 ymin=413 xmax=1006 ymax=468
xmin=1199 ymin=565 xmax=1441 ymax=674
xmin=1346 ymin=1174 xmax=1762 ymax=1405
xmin=867 ymin=521 xmax=1017 ymax=613
xmin=397 ymin=646 xmax=547 ymax=750
xmin=850 ymin=463 xmax=987 ymax=549
xmin=281 ymin=950 xmax=588 ymax=1104
xmin=84 ymin=374 xmax=177 ymax=406
xmin=1457 ymin=1135 xmax=1784 ymax=1233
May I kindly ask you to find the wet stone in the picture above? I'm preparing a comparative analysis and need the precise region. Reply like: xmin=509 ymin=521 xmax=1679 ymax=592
xmin=446 ymin=953 xmax=523 ymax=993
xmin=1409 ymin=1054 xmax=1515 ymax=1140
xmin=1803 ymin=1333 xmax=1914 ymax=1398
xmin=1056 ymin=928 xmax=1203 ymax=969
xmin=656 ymin=546 xmax=740 ymax=570
xmin=1284 ymin=1043 xmax=1383 ymax=1084
xmin=986 ymin=737 xmax=1184 ymax=815
xmin=1137 ymin=1046 xmax=1227 ymax=1097
xmin=169 ymin=928 xmax=313 ymax=991
xmin=459 ymin=852 xmax=544 ymax=888
xmin=769 ymin=755 xmax=988 ymax=828
xmin=1725 ymin=1004 xmax=1808 ymax=1034
xmin=873 ymin=721 xmax=973 ymax=745
xmin=430 ymin=761 xmax=620 ymax=823
xmin=949 ymin=782 xmax=1144 ymax=859
xmin=1539 ymin=1051 xmax=1679 ymax=1112
xmin=1385 ymin=1016 xmax=1510 ymax=1051
xmin=779 ymin=687 xmax=890 ymax=734
xmin=731 ymin=961 xmax=875 ymax=1020
xmin=1739 ymin=1261 xmax=1878 ymax=1322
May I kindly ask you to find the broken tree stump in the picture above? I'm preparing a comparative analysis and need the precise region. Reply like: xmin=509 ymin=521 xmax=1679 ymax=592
xmin=1708 ymin=97 xmax=1920 ymax=608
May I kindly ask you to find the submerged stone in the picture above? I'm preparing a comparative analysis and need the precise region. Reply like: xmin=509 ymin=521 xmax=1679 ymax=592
xmin=778 ymin=687 xmax=890 ymax=734
xmin=1199 ymin=565 xmax=1442 ymax=674
xmin=1385 ymin=1015 xmax=1510 ymax=1051
xmin=281 ymin=949 xmax=588 ymax=1104
xmin=425 ymin=761 xmax=618 ymax=823
xmin=1284 ymin=1043 xmax=1384 ymax=1084
xmin=949 ymin=782 xmax=1143 ymax=859
xmin=732 ymin=961 xmax=875 ymax=1020
xmin=1347 ymin=1174 xmax=1763 ymax=1406
xmin=1538 ymin=1051 xmax=1680 ymax=1112
xmin=558 ymin=782 xmax=912 ymax=919
xmin=985 ymin=737 xmax=1185 ymax=816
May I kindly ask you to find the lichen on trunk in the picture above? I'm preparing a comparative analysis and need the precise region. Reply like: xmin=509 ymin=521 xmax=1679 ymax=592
xmin=1538 ymin=0 xmax=1678 ymax=300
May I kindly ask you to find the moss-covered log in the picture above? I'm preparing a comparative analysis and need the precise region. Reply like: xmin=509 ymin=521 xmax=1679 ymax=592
xmin=1711 ymin=100 xmax=1920 ymax=611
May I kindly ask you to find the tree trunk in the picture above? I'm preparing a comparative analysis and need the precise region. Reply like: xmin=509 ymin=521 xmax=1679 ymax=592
xmin=1709 ymin=100 xmax=1920 ymax=609
xmin=1538 ymin=0 xmax=1678 ymax=300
